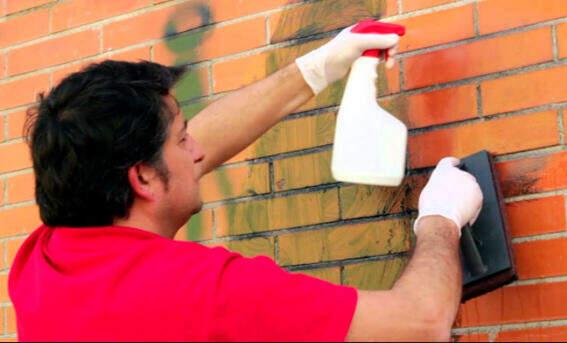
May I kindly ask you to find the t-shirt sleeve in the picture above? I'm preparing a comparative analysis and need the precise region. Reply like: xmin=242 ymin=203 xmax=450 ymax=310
xmin=206 ymin=251 xmax=358 ymax=342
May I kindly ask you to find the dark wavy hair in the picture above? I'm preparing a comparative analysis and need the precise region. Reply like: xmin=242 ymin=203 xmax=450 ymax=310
xmin=26 ymin=60 xmax=187 ymax=227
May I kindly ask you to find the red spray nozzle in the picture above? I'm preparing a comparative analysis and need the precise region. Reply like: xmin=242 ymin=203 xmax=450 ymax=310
xmin=350 ymin=19 xmax=406 ymax=59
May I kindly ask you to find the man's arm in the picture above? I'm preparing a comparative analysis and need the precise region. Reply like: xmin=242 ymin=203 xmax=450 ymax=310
xmin=346 ymin=157 xmax=483 ymax=341
xmin=346 ymin=216 xmax=461 ymax=341
xmin=187 ymin=63 xmax=312 ymax=177
xmin=186 ymin=24 xmax=400 ymax=177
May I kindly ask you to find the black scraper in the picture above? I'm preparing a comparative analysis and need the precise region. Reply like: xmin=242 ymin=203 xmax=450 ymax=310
xmin=459 ymin=150 xmax=517 ymax=302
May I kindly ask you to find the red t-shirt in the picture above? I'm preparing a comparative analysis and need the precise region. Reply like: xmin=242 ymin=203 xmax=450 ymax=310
xmin=9 ymin=225 xmax=357 ymax=341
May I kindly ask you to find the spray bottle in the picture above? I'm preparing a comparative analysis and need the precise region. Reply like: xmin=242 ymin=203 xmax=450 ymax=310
xmin=331 ymin=20 xmax=407 ymax=186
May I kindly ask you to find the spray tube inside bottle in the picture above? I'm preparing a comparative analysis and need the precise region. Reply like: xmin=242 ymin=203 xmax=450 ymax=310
xmin=331 ymin=20 xmax=407 ymax=186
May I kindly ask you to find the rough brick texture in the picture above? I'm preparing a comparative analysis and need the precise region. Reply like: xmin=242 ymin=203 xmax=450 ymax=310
xmin=0 ymin=0 xmax=566 ymax=340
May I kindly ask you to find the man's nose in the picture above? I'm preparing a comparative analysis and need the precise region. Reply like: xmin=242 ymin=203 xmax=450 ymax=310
xmin=192 ymin=138 xmax=205 ymax=163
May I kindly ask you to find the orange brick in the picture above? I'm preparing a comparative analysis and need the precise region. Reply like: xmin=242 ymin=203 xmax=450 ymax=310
xmin=404 ymin=27 xmax=553 ymax=90
xmin=7 ymin=29 xmax=100 ymax=76
xmin=175 ymin=209 xmax=213 ymax=242
xmin=478 ymin=0 xmax=567 ymax=35
xmin=0 ymin=305 xmax=4 ymax=334
xmin=213 ymin=53 xmax=269 ymax=94
xmin=52 ymin=0 xmax=147 ymax=32
xmin=103 ymin=1 xmax=207 ymax=52
xmin=482 ymin=64 xmax=567 ymax=116
xmin=340 ymin=174 xmax=427 ymax=219
xmin=395 ymin=5 xmax=474 ymax=53
xmin=228 ymin=111 xmax=336 ymax=164
xmin=0 ymin=204 xmax=41 ymax=236
xmin=0 ymin=52 xmax=4 ymax=79
xmin=6 ymin=172 xmax=35 ymax=205
xmin=0 ymin=337 xmax=18 ymax=342
xmin=6 ymin=237 xmax=27 ymax=268
xmin=269 ymin=0 xmax=383 ymax=43
xmin=506 ymin=196 xmax=565 ymax=238
xmin=458 ymin=280 xmax=567 ymax=327
xmin=216 ymin=189 xmax=339 ymax=237
xmin=211 ymin=0 xmax=298 ymax=22
xmin=278 ymin=218 xmax=410 ymax=266
xmin=0 ymin=179 xmax=3 ymax=207
xmin=6 ymin=306 xmax=16 ymax=334
xmin=376 ymin=61 xmax=400 ymax=97
xmin=0 ymin=9 xmax=49 ymax=49
xmin=382 ymin=84 xmax=477 ymax=129
xmin=5 ymin=0 xmax=53 ymax=15
xmin=496 ymin=150 xmax=567 ymax=198
xmin=0 ymin=274 xmax=8 ymax=302
xmin=496 ymin=326 xmax=567 ymax=342
xmin=514 ymin=238 xmax=567 ymax=280
xmin=0 ymin=73 xmax=49 ymax=110
xmin=0 ymin=141 xmax=32 ymax=174
xmin=409 ymin=110 xmax=559 ymax=169
xmin=558 ymin=22 xmax=567 ymax=59
xmin=403 ymin=0 xmax=455 ymax=12
xmin=200 ymin=163 xmax=270 ymax=202
xmin=153 ymin=17 xmax=266 ymax=65
xmin=273 ymin=150 xmax=333 ymax=191
xmin=107 ymin=46 xmax=151 ymax=62
xmin=0 ymin=116 xmax=4 ymax=142
xmin=6 ymin=110 xmax=27 ymax=140
xmin=456 ymin=333 xmax=490 ymax=342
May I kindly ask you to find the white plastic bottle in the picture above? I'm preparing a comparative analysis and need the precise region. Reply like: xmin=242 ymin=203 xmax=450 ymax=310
xmin=331 ymin=20 xmax=407 ymax=186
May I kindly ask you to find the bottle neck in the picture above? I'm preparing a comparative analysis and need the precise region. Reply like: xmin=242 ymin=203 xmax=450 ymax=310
xmin=347 ymin=56 xmax=379 ymax=100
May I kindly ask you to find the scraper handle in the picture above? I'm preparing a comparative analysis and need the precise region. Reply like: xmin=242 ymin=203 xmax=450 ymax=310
xmin=461 ymin=224 xmax=488 ymax=276
xmin=350 ymin=20 xmax=406 ymax=60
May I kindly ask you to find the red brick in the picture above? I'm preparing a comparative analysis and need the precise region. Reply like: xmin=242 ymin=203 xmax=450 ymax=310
xmin=456 ymin=333 xmax=490 ymax=342
xmin=403 ymin=0 xmax=455 ymax=12
xmin=496 ymin=150 xmax=567 ymax=198
xmin=409 ymin=110 xmax=559 ymax=169
xmin=0 ymin=9 xmax=49 ymax=49
xmin=8 ymin=29 xmax=100 ymax=76
xmin=269 ymin=0 xmax=387 ymax=43
xmin=478 ymin=0 xmax=567 ymax=35
xmin=506 ymin=196 xmax=565 ymax=238
xmin=0 ymin=204 xmax=41 ymax=236
xmin=396 ymin=5 xmax=474 ymax=53
xmin=102 ymin=2 xmax=207 ymax=52
xmin=558 ymin=22 xmax=567 ymax=59
xmin=153 ymin=17 xmax=266 ymax=65
xmin=6 ymin=172 xmax=35 ymax=204
xmin=6 ymin=237 xmax=27 ymax=268
xmin=0 ymin=141 xmax=32 ymax=174
xmin=496 ymin=326 xmax=567 ymax=342
xmin=211 ymin=0 xmax=300 ymax=22
xmin=457 ymin=280 xmax=567 ymax=327
xmin=513 ymin=238 xmax=567 ymax=280
xmin=52 ymin=0 xmax=147 ymax=32
xmin=7 ymin=109 xmax=27 ymax=140
xmin=482 ymin=64 xmax=567 ymax=116
xmin=108 ymin=46 xmax=151 ymax=62
xmin=5 ymin=0 xmax=53 ymax=15
xmin=404 ymin=27 xmax=553 ymax=90
xmin=382 ymin=84 xmax=477 ymax=129
xmin=0 ymin=73 xmax=49 ymax=110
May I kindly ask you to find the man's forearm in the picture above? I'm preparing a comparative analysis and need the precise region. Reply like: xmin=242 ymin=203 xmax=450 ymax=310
xmin=187 ymin=63 xmax=313 ymax=176
xmin=393 ymin=216 xmax=462 ymax=332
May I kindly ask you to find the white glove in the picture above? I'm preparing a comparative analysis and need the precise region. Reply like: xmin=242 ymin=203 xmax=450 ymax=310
xmin=295 ymin=24 xmax=400 ymax=95
xmin=414 ymin=157 xmax=483 ymax=236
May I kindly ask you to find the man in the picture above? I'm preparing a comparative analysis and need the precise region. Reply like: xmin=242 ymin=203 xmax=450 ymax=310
xmin=9 ymin=24 xmax=482 ymax=341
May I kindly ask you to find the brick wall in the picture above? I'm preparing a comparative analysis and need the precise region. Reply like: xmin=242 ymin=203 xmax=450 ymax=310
xmin=0 ymin=0 xmax=565 ymax=341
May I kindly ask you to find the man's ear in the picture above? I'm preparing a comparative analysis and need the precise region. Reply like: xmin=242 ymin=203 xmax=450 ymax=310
xmin=127 ymin=164 xmax=159 ymax=201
